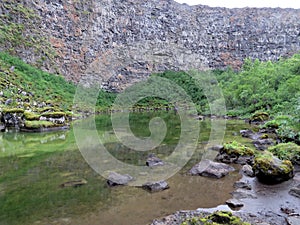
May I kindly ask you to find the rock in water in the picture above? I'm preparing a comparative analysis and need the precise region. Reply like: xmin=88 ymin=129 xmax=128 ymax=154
xmin=107 ymin=172 xmax=133 ymax=186
xmin=142 ymin=180 xmax=169 ymax=192
xmin=241 ymin=164 xmax=255 ymax=177
xmin=226 ymin=198 xmax=244 ymax=208
xmin=189 ymin=160 xmax=235 ymax=178
xmin=60 ymin=179 xmax=87 ymax=188
xmin=253 ymin=152 xmax=294 ymax=184
xmin=146 ymin=154 xmax=164 ymax=167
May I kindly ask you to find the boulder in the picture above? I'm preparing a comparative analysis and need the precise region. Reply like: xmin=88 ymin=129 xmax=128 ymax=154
xmin=146 ymin=154 xmax=164 ymax=167
xmin=142 ymin=180 xmax=169 ymax=192
xmin=289 ymin=184 xmax=300 ymax=198
xmin=107 ymin=172 xmax=133 ymax=186
xmin=253 ymin=152 xmax=294 ymax=184
xmin=189 ymin=160 xmax=235 ymax=179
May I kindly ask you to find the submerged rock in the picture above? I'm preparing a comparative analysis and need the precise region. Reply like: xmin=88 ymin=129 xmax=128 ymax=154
xmin=142 ymin=180 xmax=169 ymax=192
xmin=107 ymin=172 xmax=133 ymax=186
xmin=189 ymin=160 xmax=235 ymax=179
xmin=253 ymin=152 xmax=294 ymax=184
xmin=60 ymin=179 xmax=87 ymax=188
xmin=146 ymin=154 xmax=164 ymax=167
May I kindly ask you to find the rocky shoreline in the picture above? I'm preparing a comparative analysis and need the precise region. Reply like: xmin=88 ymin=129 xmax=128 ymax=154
xmin=150 ymin=114 xmax=300 ymax=225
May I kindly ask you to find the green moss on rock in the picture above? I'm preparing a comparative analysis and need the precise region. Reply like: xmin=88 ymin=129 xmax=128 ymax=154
xmin=3 ymin=108 xmax=24 ymax=113
xmin=41 ymin=111 xmax=66 ymax=118
xmin=253 ymin=151 xmax=294 ymax=183
xmin=24 ymin=111 xmax=40 ymax=120
xmin=24 ymin=120 xmax=56 ymax=129
xmin=181 ymin=211 xmax=250 ymax=225
xmin=223 ymin=141 xmax=255 ymax=156
xmin=250 ymin=111 xmax=269 ymax=123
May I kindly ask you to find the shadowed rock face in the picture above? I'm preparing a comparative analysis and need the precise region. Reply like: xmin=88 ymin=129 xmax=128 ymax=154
xmin=1 ymin=0 xmax=300 ymax=90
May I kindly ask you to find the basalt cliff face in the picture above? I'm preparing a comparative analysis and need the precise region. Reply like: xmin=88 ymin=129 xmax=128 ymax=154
xmin=1 ymin=0 xmax=300 ymax=91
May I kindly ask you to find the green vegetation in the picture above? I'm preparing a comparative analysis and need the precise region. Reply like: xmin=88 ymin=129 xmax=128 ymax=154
xmin=24 ymin=120 xmax=56 ymax=129
xmin=181 ymin=211 xmax=250 ymax=225
xmin=268 ymin=143 xmax=300 ymax=164
xmin=0 ymin=52 xmax=116 ymax=113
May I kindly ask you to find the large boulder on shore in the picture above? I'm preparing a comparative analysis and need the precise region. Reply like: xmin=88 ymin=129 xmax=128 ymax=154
xmin=253 ymin=152 xmax=294 ymax=184
xmin=189 ymin=160 xmax=235 ymax=179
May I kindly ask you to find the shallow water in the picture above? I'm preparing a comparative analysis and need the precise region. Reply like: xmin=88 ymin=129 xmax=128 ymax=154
xmin=0 ymin=112 xmax=251 ymax=225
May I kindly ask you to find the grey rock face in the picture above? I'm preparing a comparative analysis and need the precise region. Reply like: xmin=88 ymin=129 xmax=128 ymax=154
xmin=2 ymin=1 xmax=300 ymax=90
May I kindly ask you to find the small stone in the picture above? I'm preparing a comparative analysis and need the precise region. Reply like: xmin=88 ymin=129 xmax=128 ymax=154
xmin=146 ymin=154 xmax=164 ymax=167
xmin=142 ymin=180 xmax=169 ymax=192
xmin=226 ymin=198 xmax=244 ymax=208
xmin=234 ymin=180 xmax=252 ymax=190
xmin=5 ymin=99 xmax=12 ymax=105
xmin=107 ymin=172 xmax=133 ymax=186
xmin=241 ymin=164 xmax=255 ymax=177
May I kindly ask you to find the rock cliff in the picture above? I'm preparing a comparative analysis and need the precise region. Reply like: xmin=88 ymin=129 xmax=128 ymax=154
xmin=1 ymin=0 xmax=300 ymax=91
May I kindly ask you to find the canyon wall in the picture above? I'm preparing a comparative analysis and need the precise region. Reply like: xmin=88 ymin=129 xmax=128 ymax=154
xmin=1 ymin=0 xmax=300 ymax=91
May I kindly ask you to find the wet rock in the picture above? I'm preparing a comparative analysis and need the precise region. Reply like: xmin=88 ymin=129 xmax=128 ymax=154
xmin=253 ymin=138 xmax=275 ymax=151
xmin=142 ymin=180 xmax=169 ymax=192
xmin=189 ymin=160 xmax=235 ymax=179
xmin=146 ymin=154 xmax=164 ymax=167
xmin=287 ymin=216 xmax=300 ymax=225
xmin=253 ymin=152 xmax=294 ymax=184
xmin=226 ymin=198 xmax=244 ymax=208
xmin=241 ymin=164 xmax=255 ymax=177
xmin=240 ymin=129 xmax=257 ymax=139
xmin=234 ymin=180 xmax=252 ymax=190
xmin=107 ymin=172 xmax=133 ymax=186
xmin=231 ymin=188 xmax=257 ymax=199
xmin=235 ymin=156 xmax=254 ymax=165
xmin=289 ymin=184 xmax=300 ymax=198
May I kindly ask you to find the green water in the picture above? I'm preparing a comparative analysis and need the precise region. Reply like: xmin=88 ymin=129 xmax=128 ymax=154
xmin=0 ymin=112 xmax=251 ymax=225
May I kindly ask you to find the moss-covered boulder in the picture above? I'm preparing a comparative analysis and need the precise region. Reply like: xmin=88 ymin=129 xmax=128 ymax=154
xmin=268 ymin=143 xmax=300 ymax=165
xmin=216 ymin=141 xmax=255 ymax=165
xmin=181 ymin=211 xmax=250 ymax=225
xmin=250 ymin=112 xmax=269 ymax=123
xmin=253 ymin=151 xmax=294 ymax=184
